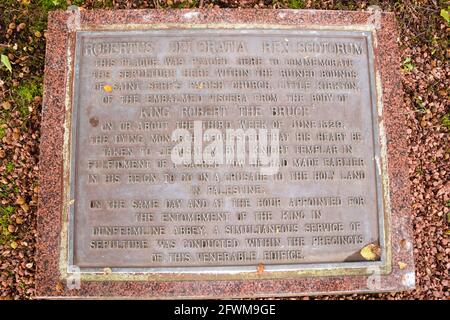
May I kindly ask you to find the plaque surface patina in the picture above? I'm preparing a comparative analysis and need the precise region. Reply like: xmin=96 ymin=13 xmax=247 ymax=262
xmin=70 ymin=29 xmax=385 ymax=272
xmin=37 ymin=9 xmax=415 ymax=298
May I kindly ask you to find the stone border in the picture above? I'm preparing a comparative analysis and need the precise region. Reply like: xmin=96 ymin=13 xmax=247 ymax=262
xmin=36 ymin=8 xmax=414 ymax=298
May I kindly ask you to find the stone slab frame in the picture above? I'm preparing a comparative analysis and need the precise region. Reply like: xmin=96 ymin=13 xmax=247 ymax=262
xmin=36 ymin=8 xmax=414 ymax=299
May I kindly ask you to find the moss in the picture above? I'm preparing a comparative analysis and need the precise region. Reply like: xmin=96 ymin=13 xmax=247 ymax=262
xmin=13 ymin=77 xmax=42 ymax=119
xmin=6 ymin=162 xmax=14 ymax=173
xmin=92 ymin=0 xmax=114 ymax=9
xmin=288 ymin=0 xmax=304 ymax=9
xmin=0 ymin=100 xmax=11 ymax=138
xmin=0 ymin=187 xmax=6 ymax=199
xmin=173 ymin=0 xmax=199 ymax=9
xmin=38 ymin=0 xmax=69 ymax=11
xmin=39 ymin=0 xmax=114 ymax=10
xmin=0 ymin=181 xmax=20 ymax=200
xmin=0 ymin=205 xmax=16 ymax=245
xmin=0 ymin=127 xmax=5 ymax=140
xmin=72 ymin=0 xmax=85 ymax=6
xmin=442 ymin=113 xmax=450 ymax=130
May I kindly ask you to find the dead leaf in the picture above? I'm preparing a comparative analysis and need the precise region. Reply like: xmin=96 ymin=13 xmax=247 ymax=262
xmin=16 ymin=196 xmax=25 ymax=205
xmin=257 ymin=263 xmax=264 ymax=274
xmin=55 ymin=282 xmax=63 ymax=292
xmin=20 ymin=203 xmax=29 ymax=213
xmin=103 ymin=84 xmax=113 ymax=92
xmin=2 ymin=101 xmax=11 ymax=110
xmin=360 ymin=243 xmax=381 ymax=261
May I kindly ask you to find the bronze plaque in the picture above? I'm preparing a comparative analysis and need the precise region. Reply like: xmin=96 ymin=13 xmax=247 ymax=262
xmin=69 ymin=29 xmax=384 ymax=271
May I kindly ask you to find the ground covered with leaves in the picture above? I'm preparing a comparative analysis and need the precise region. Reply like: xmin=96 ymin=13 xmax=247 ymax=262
xmin=0 ymin=0 xmax=448 ymax=300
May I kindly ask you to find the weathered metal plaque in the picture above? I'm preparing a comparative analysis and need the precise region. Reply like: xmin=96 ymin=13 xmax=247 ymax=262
xmin=70 ymin=29 xmax=384 ymax=272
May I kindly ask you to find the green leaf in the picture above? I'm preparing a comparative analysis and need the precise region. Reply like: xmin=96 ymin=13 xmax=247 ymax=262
xmin=1 ymin=54 xmax=12 ymax=73
xmin=402 ymin=57 xmax=414 ymax=72
xmin=440 ymin=9 xmax=449 ymax=24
